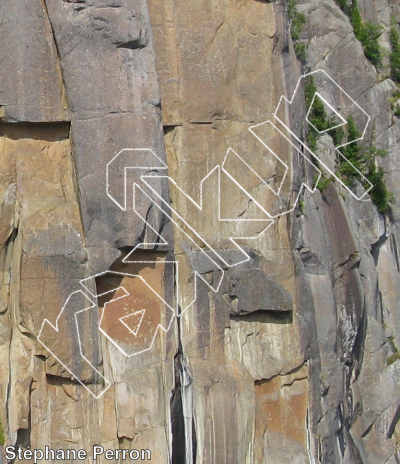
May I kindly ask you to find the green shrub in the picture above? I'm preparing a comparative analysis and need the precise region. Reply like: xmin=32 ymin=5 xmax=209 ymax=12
xmin=307 ymin=131 xmax=319 ymax=152
xmin=350 ymin=0 xmax=363 ymax=36
xmin=294 ymin=42 xmax=307 ymax=62
xmin=305 ymin=76 xmax=328 ymax=151
xmin=389 ymin=89 xmax=400 ymax=116
xmin=368 ymin=164 xmax=390 ymax=212
xmin=364 ymin=147 xmax=393 ymax=212
xmin=309 ymin=95 xmax=329 ymax=131
xmin=288 ymin=0 xmax=308 ymax=60
xmin=305 ymin=76 xmax=345 ymax=151
xmin=0 ymin=418 xmax=5 ymax=446
xmin=304 ymin=80 xmax=391 ymax=211
xmin=337 ymin=117 xmax=392 ymax=212
xmin=390 ymin=25 xmax=400 ymax=83
xmin=335 ymin=0 xmax=348 ymax=11
xmin=287 ymin=0 xmax=306 ymax=39
xmin=349 ymin=0 xmax=382 ymax=67
xmin=329 ymin=123 xmax=345 ymax=146
xmin=305 ymin=78 xmax=319 ymax=151
xmin=304 ymin=75 xmax=317 ymax=107
xmin=363 ymin=22 xmax=383 ymax=66
xmin=317 ymin=175 xmax=332 ymax=192
xmin=389 ymin=88 xmax=400 ymax=110
xmin=338 ymin=116 xmax=362 ymax=173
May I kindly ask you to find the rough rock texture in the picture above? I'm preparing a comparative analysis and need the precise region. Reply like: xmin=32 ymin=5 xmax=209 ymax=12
xmin=0 ymin=0 xmax=400 ymax=463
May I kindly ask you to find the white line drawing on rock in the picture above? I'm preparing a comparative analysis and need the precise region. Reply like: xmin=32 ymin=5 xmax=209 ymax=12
xmin=106 ymin=148 xmax=167 ymax=211
xmin=132 ymin=179 xmax=274 ymax=314
xmin=37 ymin=291 xmax=112 ymax=399
xmin=82 ymin=270 xmax=176 ymax=357
xmin=38 ymin=69 xmax=372 ymax=398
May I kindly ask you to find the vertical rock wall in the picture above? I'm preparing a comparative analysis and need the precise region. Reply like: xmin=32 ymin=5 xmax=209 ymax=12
xmin=0 ymin=0 xmax=399 ymax=463
xmin=0 ymin=0 xmax=175 ymax=460
xmin=148 ymin=1 xmax=310 ymax=462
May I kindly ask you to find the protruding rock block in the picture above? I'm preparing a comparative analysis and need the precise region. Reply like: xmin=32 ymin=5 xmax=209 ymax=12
xmin=228 ymin=268 xmax=293 ymax=315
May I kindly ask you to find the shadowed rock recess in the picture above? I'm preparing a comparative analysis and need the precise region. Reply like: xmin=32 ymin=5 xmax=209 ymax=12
xmin=0 ymin=0 xmax=400 ymax=462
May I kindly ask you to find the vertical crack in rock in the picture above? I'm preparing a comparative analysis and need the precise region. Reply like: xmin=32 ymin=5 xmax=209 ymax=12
xmin=171 ymin=350 xmax=195 ymax=464
xmin=171 ymin=352 xmax=185 ymax=464
xmin=10 ymin=381 xmax=32 ymax=462
xmin=179 ymin=354 xmax=194 ymax=464
xmin=2 ymin=220 xmax=18 ymax=447
xmin=388 ymin=404 xmax=400 ymax=439
xmin=40 ymin=0 xmax=70 ymax=118
xmin=170 ymin=264 xmax=196 ymax=464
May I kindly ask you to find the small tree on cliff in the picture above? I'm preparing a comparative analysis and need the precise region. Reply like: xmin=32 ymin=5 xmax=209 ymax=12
xmin=390 ymin=25 xmax=400 ymax=83
xmin=350 ymin=0 xmax=382 ymax=67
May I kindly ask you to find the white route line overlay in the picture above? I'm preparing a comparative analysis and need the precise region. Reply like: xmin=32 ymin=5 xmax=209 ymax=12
xmin=37 ymin=290 xmax=111 ymax=400
xmin=37 ymin=69 xmax=373 ymax=398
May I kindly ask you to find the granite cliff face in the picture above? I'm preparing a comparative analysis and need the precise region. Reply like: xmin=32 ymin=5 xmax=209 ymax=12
xmin=0 ymin=0 xmax=400 ymax=463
